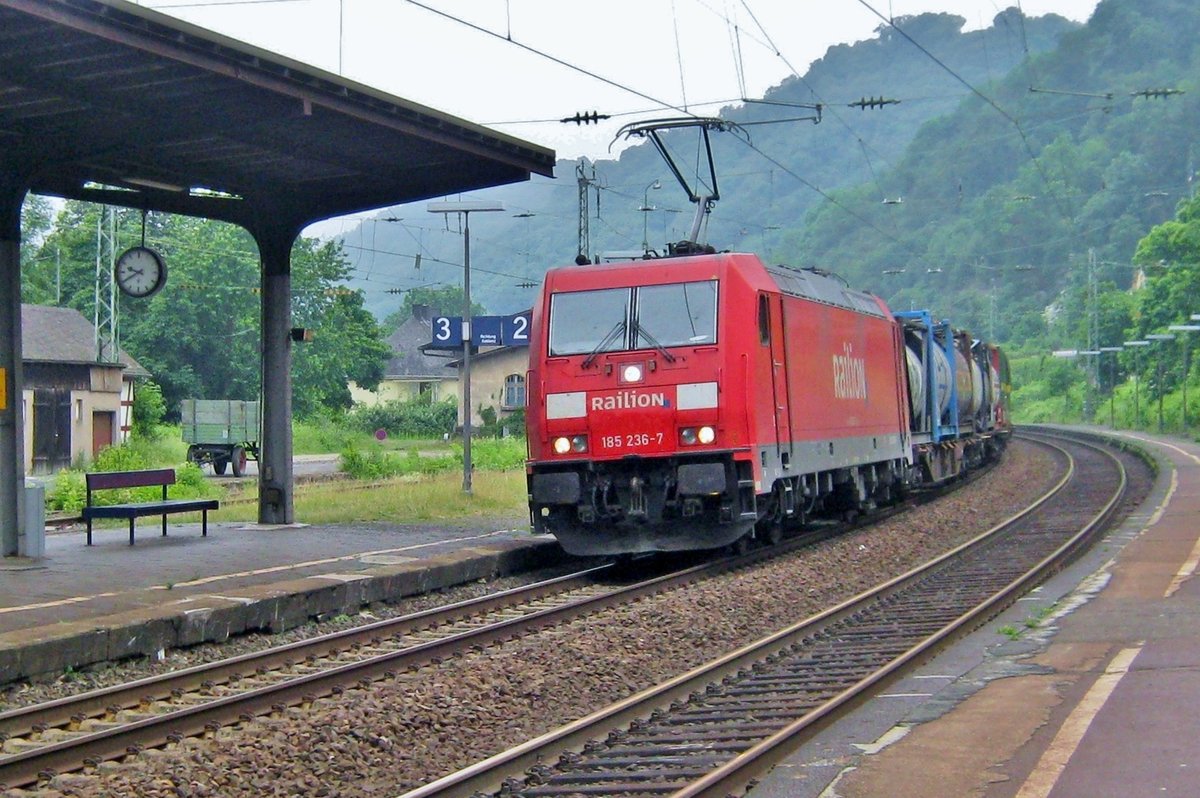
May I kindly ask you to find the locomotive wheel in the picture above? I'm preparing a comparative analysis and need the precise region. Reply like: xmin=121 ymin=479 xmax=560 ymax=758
xmin=760 ymin=519 xmax=784 ymax=546
xmin=213 ymin=459 xmax=229 ymax=475
xmin=729 ymin=534 xmax=752 ymax=556
xmin=231 ymin=446 xmax=247 ymax=477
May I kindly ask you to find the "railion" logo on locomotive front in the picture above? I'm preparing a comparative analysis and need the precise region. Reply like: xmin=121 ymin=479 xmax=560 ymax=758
xmin=590 ymin=390 xmax=669 ymax=411
xmin=832 ymin=343 xmax=868 ymax=400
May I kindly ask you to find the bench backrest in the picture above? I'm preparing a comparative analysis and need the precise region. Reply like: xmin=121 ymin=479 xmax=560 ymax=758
xmin=85 ymin=468 xmax=176 ymax=492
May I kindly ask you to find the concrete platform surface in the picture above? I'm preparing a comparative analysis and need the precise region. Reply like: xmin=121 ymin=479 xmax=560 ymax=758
xmin=748 ymin=426 xmax=1200 ymax=798
xmin=0 ymin=513 xmax=561 ymax=684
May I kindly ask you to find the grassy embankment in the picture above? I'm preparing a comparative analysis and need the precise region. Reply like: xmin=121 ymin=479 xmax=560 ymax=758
xmin=49 ymin=419 xmax=529 ymax=528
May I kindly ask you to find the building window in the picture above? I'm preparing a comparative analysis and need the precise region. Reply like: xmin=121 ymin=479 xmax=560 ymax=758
xmin=503 ymin=374 xmax=526 ymax=408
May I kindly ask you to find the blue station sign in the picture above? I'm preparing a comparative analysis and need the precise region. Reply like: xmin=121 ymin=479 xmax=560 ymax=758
xmin=429 ymin=311 xmax=531 ymax=350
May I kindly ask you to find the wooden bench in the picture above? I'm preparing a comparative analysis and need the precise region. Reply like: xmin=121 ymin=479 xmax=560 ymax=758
xmin=82 ymin=468 xmax=220 ymax=546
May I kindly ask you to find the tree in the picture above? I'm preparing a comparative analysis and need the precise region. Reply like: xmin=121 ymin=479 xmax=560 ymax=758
xmin=382 ymin=284 xmax=485 ymax=332
xmin=24 ymin=203 xmax=390 ymax=419
xmin=289 ymin=237 xmax=390 ymax=415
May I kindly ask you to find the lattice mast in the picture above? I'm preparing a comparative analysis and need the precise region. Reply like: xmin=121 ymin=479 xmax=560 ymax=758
xmin=94 ymin=206 xmax=119 ymax=363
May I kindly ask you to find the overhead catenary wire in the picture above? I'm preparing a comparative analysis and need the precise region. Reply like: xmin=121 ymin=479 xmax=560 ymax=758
xmin=402 ymin=0 xmax=697 ymax=118
xmin=854 ymin=0 xmax=1078 ymax=228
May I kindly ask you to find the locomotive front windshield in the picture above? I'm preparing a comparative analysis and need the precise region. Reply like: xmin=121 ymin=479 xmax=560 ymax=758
xmin=548 ymin=280 xmax=718 ymax=356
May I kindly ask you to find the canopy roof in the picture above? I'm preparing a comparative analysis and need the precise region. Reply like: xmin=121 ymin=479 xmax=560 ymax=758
xmin=0 ymin=0 xmax=556 ymax=231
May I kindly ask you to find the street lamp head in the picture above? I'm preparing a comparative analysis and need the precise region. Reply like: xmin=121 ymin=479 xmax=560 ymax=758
xmin=1169 ymin=324 xmax=1200 ymax=332
xmin=1124 ymin=340 xmax=1150 ymax=347
xmin=1146 ymin=333 xmax=1176 ymax=341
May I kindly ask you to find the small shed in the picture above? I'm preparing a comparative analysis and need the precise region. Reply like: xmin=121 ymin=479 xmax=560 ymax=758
xmin=20 ymin=304 xmax=149 ymax=473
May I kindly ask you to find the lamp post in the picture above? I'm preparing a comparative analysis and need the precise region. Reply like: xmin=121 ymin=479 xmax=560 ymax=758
xmin=1099 ymin=346 xmax=1122 ymax=428
xmin=640 ymin=180 xmax=661 ymax=253
xmin=1124 ymin=340 xmax=1150 ymax=428
xmin=1146 ymin=333 xmax=1176 ymax=432
xmin=1168 ymin=323 xmax=1200 ymax=430
xmin=427 ymin=199 xmax=504 ymax=494
xmin=1052 ymin=349 xmax=1081 ymax=420
xmin=1078 ymin=350 xmax=1102 ymax=422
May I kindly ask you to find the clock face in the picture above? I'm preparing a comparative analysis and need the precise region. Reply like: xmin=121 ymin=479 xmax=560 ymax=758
xmin=115 ymin=247 xmax=166 ymax=298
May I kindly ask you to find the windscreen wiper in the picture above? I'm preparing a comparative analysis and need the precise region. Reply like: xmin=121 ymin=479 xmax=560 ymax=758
xmin=633 ymin=323 xmax=677 ymax=363
xmin=581 ymin=320 xmax=627 ymax=369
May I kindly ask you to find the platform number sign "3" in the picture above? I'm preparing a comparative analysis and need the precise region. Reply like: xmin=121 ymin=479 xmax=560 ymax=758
xmin=431 ymin=316 xmax=464 ymax=347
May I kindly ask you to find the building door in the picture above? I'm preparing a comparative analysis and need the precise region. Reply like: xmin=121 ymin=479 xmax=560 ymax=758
xmin=93 ymin=411 xmax=115 ymax=459
xmin=32 ymin=389 xmax=72 ymax=473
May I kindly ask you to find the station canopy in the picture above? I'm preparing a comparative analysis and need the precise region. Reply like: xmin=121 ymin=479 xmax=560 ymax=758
xmin=0 ymin=0 xmax=557 ymax=231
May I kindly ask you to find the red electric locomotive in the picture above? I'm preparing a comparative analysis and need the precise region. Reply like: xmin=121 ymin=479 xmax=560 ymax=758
xmin=526 ymin=253 xmax=929 ymax=555
xmin=524 ymin=117 xmax=1010 ymax=556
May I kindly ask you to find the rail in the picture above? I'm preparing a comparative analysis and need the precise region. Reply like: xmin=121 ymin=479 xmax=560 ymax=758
xmin=397 ymin=431 xmax=1128 ymax=798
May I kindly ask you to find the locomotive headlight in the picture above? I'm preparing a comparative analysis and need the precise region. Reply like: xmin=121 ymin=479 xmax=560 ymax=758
xmin=571 ymin=435 xmax=589 ymax=452
xmin=620 ymin=363 xmax=644 ymax=383
xmin=680 ymin=426 xmax=716 ymax=446
xmin=553 ymin=437 xmax=572 ymax=454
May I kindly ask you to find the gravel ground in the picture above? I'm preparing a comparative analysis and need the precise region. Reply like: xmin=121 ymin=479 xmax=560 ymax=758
xmin=7 ymin=441 xmax=1068 ymax=797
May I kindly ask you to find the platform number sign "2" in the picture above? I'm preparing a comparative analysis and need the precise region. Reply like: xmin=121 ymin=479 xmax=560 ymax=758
xmin=503 ymin=312 xmax=530 ymax=345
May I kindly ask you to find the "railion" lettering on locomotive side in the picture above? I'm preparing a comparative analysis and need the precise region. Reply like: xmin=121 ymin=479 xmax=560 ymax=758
xmin=832 ymin=343 xmax=868 ymax=400
xmin=590 ymin=391 xmax=668 ymax=411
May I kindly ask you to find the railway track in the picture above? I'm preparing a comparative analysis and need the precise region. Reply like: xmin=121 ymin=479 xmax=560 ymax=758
xmin=0 ymin=521 xmax=847 ymax=791
xmin=397 ymin=430 xmax=1132 ymax=798
xmin=0 ymin=436 xmax=1078 ymax=794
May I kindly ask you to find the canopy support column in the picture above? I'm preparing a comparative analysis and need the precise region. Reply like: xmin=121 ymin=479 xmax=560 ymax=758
xmin=0 ymin=178 xmax=26 ymax=556
xmin=255 ymin=226 xmax=297 ymax=525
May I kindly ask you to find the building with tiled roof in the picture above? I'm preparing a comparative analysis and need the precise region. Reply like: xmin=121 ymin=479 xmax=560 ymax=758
xmin=348 ymin=305 xmax=459 ymax=407
xmin=20 ymin=304 xmax=150 ymax=473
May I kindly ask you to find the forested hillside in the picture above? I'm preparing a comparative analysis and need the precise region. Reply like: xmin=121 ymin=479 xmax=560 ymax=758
xmin=792 ymin=0 xmax=1198 ymax=347
xmin=339 ymin=8 xmax=1078 ymax=322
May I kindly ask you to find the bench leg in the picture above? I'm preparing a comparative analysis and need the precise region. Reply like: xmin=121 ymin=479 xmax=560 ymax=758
xmin=162 ymin=513 xmax=168 ymax=537
xmin=202 ymin=510 xmax=208 ymax=537
xmin=87 ymin=519 xmax=93 ymax=546
xmin=129 ymin=518 xmax=136 ymax=546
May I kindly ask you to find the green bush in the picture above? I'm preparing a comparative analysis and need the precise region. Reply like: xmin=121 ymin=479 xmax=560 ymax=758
xmin=338 ymin=445 xmax=457 ymax=480
xmin=46 ymin=442 xmax=221 ymax=514
xmin=294 ymin=416 xmax=363 ymax=454
xmin=337 ymin=438 xmax=524 ymax=481
xmin=131 ymin=381 xmax=167 ymax=440
xmin=348 ymin=398 xmax=457 ymax=438
xmin=457 ymin=438 xmax=526 ymax=470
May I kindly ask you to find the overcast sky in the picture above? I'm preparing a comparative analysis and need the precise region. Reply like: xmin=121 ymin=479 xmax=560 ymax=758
xmin=137 ymin=0 xmax=1101 ymax=161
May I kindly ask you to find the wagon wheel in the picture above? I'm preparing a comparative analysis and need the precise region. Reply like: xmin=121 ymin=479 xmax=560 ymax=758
xmin=231 ymin=445 xmax=247 ymax=478
xmin=213 ymin=458 xmax=229 ymax=475
xmin=186 ymin=445 xmax=199 ymax=465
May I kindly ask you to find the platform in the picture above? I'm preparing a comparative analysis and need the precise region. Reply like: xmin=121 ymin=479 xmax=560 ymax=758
xmin=748 ymin=426 xmax=1200 ymax=798
xmin=0 ymin=513 xmax=560 ymax=684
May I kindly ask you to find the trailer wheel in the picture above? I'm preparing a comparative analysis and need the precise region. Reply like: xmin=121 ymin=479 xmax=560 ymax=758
xmin=214 ymin=458 xmax=229 ymax=475
xmin=231 ymin=446 xmax=247 ymax=478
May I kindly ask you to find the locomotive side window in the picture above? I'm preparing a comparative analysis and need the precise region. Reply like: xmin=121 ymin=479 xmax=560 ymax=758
xmin=549 ymin=287 xmax=631 ymax=356
xmin=758 ymin=294 xmax=771 ymax=345
xmin=635 ymin=280 xmax=718 ymax=348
